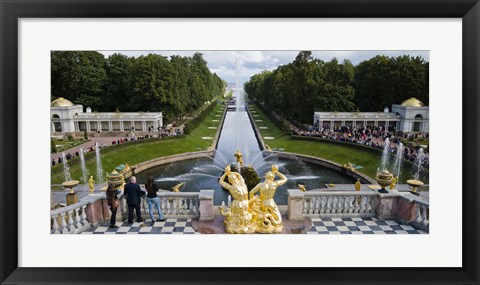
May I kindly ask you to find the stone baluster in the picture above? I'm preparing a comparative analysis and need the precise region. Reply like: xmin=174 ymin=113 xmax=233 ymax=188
xmin=308 ymin=197 xmax=314 ymax=214
xmin=332 ymin=197 xmax=339 ymax=214
xmin=80 ymin=205 xmax=89 ymax=227
xmin=361 ymin=196 xmax=367 ymax=213
xmin=122 ymin=198 xmax=127 ymax=217
xmin=67 ymin=210 xmax=76 ymax=233
xmin=74 ymin=208 xmax=82 ymax=229
xmin=302 ymin=198 xmax=309 ymax=214
xmin=345 ymin=196 xmax=355 ymax=214
xmin=166 ymin=198 xmax=171 ymax=215
xmin=319 ymin=197 xmax=326 ymax=214
xmin=421 ymin=205 xmax=429 ymax=226
xmin=365 ymin=197 xmax=374 ymax=214
xmin=326 ymin=197 xmax=332 ymax=214
xmin=51 ymin=214 xmax=60 ymax=234
xmin=193 ymin=198 xmax=199 ymax=215
xmin=60 ymin=213 xmax=68 ymax=234
xmin=313 ymin=197 xmax=320 ymax=214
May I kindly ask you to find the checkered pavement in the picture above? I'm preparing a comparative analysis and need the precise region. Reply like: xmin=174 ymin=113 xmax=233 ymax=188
xmin=80 ymin=217 xmax=426 ymax=234
xmin=307 ymin=217 xmax=427 ymax=234
xmin=81 ymin=218 xmax=198 ymax=234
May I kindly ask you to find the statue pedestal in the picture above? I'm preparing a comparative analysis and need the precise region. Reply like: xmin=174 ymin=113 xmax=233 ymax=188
xmin=66 ymin=192 xmax=78 ymax=205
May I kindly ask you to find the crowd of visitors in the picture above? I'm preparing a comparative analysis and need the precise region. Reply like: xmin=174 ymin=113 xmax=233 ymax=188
xmin=291 ymin=124 xmax=429 ymax=167
xmin=51 ymin=127 xmax=183 ymax=166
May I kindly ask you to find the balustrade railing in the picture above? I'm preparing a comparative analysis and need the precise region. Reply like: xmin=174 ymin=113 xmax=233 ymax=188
xmin=51 ymin=202 xmax=90 ymax=234
xmin=134 ymin=192 xmax=200 ymax=220
xmin=303 ymin=191 xmax=377 ymax=218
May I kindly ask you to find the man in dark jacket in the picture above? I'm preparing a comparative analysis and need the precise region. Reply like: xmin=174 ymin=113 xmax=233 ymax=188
xmin=123 ymin=176 xmax=145 ymax=223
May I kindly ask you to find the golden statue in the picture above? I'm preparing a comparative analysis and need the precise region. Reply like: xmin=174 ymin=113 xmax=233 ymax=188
xmin=233 ymin=150 xmax=244 ymax=167
xmin=297 ymin=184 xmax=307 ymax=192
xmin=355 ymin=179 xmax=362 ymax=191
xmin=342 ymin=162 xmax=356 ymax=171
xmin=249 ymin=165 xmax=287 ymax=233
xmin=390 ymin=176 xmax=398 ymax=190
xmin=172 ymin=182 xmax=185 ymax=192
xmin=88 ymin=176 xmax=95 ymax=193
xmin=218 ymin=165 xmax=255 ymax=234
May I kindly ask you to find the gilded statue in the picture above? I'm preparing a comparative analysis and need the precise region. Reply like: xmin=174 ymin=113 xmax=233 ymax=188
xmin=218 ymin=165 xmax=255 ymax=233
xmin=172 ymin=182 xmax=185 ymax=192
xmin=390 ymin=176 xmax=398 ymax=190
xmin=233 ymin=150 xmax=244 ymax=167
xmin=297 ymin=184 xmax=307 ymax=192
xmin=249 ymin=165 xmax=287 ymax=233
xmin=88 ymin=176 xmax=95 ymax=193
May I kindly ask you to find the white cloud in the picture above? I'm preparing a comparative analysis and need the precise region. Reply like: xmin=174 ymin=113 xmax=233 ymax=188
xmin=98 ymin=50 xmax=429 ymax=84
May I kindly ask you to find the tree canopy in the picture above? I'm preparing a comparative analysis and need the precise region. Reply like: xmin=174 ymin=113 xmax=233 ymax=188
xmin=51 ymin=51 xmax=226 ymax=123
xmin=244 ymin=51 xmax=429 ymax=124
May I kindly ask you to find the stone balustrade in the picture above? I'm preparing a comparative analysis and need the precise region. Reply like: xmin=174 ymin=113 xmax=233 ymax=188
xmin=51 ymin=189 xmax=215 ymax=234
xmin=287 ymin=189 xmax=429 ymax=232
xmin=135 ymin=192 xmax=202 ymax=219
xmin=50 ymin=202 xmax=90 ymax=234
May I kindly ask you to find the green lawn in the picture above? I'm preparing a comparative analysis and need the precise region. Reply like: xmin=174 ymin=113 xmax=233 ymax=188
xmin=51 ymin=103 xmax=225 ymax=184
xmin=248 ymin=103 xmax=427 ymax=183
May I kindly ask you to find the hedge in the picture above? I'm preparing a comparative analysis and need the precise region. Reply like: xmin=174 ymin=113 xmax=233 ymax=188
xmin=183 ymin=101 xmax=218 ymax=135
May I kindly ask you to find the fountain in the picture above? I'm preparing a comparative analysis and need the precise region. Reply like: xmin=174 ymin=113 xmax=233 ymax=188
xmin=62 ymin=152 xmax=72 ymax=181
xmin=407 ymin=148 xmax=425 ymax=196
xmin=135 ymin=58 xmax=359 ymax=205
xmin=379 ymin=137 xmax=390 ymax=171
xmin=95 ymin=142 xmax=104 ymax=184
xmin=79 ymin=148 xmax=88 ymax=191
xmin=392 ymin=142 xmax=404 ymax=189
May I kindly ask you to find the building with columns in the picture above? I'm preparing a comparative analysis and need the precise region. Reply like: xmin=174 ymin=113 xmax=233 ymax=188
xmin=313 ymin=97 xmax=429 ymax=135
xmin=51 ymin=97 xmax=163 ymax=136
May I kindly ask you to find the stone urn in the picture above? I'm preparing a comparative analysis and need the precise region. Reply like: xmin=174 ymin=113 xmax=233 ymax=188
xmin=406 ymin=179 xmax=424 ymax=196
xmin=376 ymin=170 xmax=393 ymax=193
xmin=62 ymin=180 xmax=80 ymax=205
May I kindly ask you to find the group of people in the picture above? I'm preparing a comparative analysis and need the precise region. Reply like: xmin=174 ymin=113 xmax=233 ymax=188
xmin=105 ymin=175 xmax=165 ymax=228
xmin=52 ymin=127 xmax=184 ymax=167
xmin=291 ymin=124 xmax=429 ymax=167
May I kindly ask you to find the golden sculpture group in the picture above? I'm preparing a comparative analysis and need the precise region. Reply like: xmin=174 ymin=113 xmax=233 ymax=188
xmin=218 ymin=163 xmax=287 ymax=234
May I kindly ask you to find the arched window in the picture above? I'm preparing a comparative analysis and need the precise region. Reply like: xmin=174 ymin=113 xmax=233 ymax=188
xmin=52 ymin=114 xmax=60 ymax=119
xmin=413 ymin=114 xmax=423 ymax=132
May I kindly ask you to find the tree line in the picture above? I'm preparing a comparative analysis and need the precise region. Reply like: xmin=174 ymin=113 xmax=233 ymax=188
xmin=244 ymin=51 xmax=429 ymax=124
xmin=51 ymin=51 xmax=226 ymax=123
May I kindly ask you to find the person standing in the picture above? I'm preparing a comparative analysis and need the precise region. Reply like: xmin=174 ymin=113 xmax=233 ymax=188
xmin=123 ymin=176 xmax=145 ymax=223
xmin=145 ymin=176 xmax=165 ymax=222
xmin=106 ymin=184 xmax=121 ymax=228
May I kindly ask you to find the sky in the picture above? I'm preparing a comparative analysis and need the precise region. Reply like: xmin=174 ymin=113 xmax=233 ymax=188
xmin=99 ymin=50 xmax=429 ymax=85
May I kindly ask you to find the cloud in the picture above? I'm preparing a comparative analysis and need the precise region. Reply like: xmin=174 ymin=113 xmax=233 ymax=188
xmin=98 ymin=50 xmax=429 ymax=84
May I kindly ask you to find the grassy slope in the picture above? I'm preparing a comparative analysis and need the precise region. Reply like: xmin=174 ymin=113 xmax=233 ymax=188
xmin=51 ymin=104 xmax=225 ymax=184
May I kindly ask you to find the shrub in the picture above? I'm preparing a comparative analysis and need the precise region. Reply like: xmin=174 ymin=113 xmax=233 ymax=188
xmin=51 ymin=138 xmax=57 ymax=153
xmin=67 ymin=135 xmax=74 ymax=141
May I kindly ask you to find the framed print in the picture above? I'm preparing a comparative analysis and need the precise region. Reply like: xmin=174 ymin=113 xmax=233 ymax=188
xmin=1 ymin=0 xmax=479 ymax=284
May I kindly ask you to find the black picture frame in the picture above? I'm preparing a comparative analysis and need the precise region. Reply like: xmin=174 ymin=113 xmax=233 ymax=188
xmin=1 ymin=0 xmax=479 ymax=284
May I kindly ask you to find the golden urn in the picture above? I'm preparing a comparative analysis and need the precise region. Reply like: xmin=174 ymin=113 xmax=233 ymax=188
xmin=376 ymin=169 xmax=393 ymax=193
xmin=106 ymin=170 xmax=125 ymax=189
